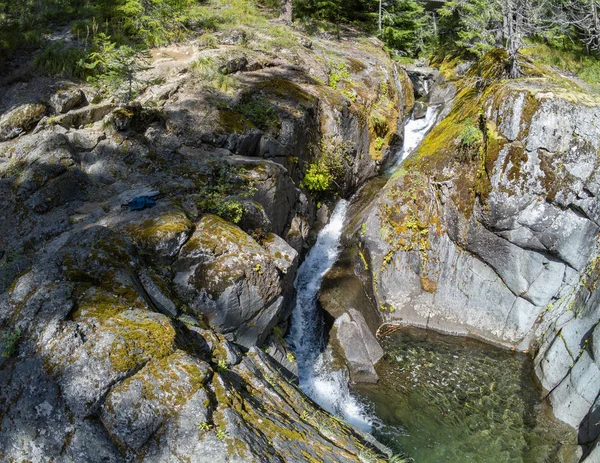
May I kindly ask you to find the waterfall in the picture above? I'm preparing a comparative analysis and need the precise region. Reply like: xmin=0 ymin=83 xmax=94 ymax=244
xmin=389 ymin=105 xmax=439 ymax=170
xmin=287 ymin=200 xmax=373 ymax=431
xmin=286 ymin=101 xmax=442 ymax=434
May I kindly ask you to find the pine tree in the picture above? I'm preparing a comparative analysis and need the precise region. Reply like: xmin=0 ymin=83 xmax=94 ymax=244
xmin=381 ymin=0 xmax=428 ymax=55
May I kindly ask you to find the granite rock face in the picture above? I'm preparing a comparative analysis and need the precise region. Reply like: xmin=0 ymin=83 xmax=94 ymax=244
xmin=354 ymin=57 xmax=600 ymax=457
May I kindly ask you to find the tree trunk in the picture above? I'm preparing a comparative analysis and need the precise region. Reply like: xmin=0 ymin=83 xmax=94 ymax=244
xmin=593 ymin=0 xmax=600 ymax=52
xmin=378 ymin=0 xmax=382 ymax=36
xmin=280 ymin=0 xmax=292 ymax=23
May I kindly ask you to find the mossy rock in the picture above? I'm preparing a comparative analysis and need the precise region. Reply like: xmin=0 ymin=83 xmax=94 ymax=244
xmin=102 ymin=309 xmax=177 ymax=373
xmin=101 ymin=349 xmax=211 ymax=450
xmin=173 ymin=214 xmax=283 ymax=347
xmin=175 ymin=214 xmax=279 ymax=300
xmin=58 ymin=308 xmax=176 ymax=419
xmin=0 ymin=103 xmax=47 ymax=141
xmin=125 ymin=210 xmax=194 ymax=260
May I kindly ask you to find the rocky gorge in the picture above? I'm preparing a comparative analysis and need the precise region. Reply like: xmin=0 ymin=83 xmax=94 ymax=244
xmin=0 ymin=11 xmax=598 ymax=463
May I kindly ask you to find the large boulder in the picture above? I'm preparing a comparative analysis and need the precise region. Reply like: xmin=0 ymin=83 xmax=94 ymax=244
xmin=334 ymin=309 xmax=384 ymax=383
xmin=50 ymin=88 xmax=86 ymax=114
xmin=173 ymin=214 xmax=285 ymax=347
xmin=0 ymin=103 xmax=47 ymax=141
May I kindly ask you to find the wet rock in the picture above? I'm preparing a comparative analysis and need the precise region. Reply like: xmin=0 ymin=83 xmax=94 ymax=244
xmin=51 ymin=88 xmax=86 ymax=114
xmin=334 ymin=309 xmax=383 ymax=383
xmin=0 ymin=103 xmax=47 ymax=141
xmin=405 ymin=66 xmax=442 ymax=98
xmin=412 ymin=100 xmax=428 ymax=119
xmin=285 ymin=214 xmax=310 ymax=252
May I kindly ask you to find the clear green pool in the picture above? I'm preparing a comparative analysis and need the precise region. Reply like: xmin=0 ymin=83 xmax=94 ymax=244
xmin=354 ymin=327 xmax=577 ymax=463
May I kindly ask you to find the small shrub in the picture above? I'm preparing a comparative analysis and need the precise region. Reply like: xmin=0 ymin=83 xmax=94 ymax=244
xmin=374 ymin=136 xmax=385 ymax=152
xmin=1 ymin=328 xmax=22 ymax=358
xmin=195 ymin=165 xmax=255 ymax=224
xmin=192 ymin=56 xmax=219 ymax=80
xmin=303 ymin=136 xmax=354 ymax=194
xmin=236 ymin=98 xmax=280 ymax=132
xmin=217 ymin=358 xmax=228 ymax=371
xmin=198 ymin=33 xmax=219 ymax=49
xmin=457 ymin=120 xmax=483 ymax=147
xmin=216 ymin=427 xmax=228 ymax=440
xmin=197 ymin=421 xmax=213 ymax=432
xmin=303 ymin=162 xmax=333 ymax=193
xmin=328 ymin=61 xmax=351 ymax=89
xmin=34 ymin=42 xmax=87 ymax=78
xmin=341 ymin=89 xmax=357 ymax=101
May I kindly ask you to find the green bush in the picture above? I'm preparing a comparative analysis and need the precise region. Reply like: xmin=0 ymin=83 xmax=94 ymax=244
xmin=302 ymin=136 xmax=354 ymax=194
xmin=236 ymin=98 xmax=280 ymax=132
xmin=328 ymin=61 xmax=351 ymax=89
xmin=1 ymin=327 xmax=22 ymax=358
xmin=303 ymin=162 xmax=334 ymax=193
xmin=195 ymin=165 xmax=256 ymax=224
xmin=457 ymin=120 xmax=483 ymax=147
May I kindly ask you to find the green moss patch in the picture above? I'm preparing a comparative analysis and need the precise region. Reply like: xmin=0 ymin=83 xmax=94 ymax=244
xmin=102 ymin=310 xmax=176 ymax=373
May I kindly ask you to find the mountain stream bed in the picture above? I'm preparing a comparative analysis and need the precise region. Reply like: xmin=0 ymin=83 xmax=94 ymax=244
xmin=287 ymin=105 xmax=578 ymax=463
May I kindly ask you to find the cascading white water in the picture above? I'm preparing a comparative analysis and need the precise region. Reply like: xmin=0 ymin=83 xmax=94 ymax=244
xmin=287 ymin=200 xmax=373 ymax=431
xmin=286 ymin=102 xmax=442 ymax=435
xmin=390 ymin=105 xmax=439 ymax=170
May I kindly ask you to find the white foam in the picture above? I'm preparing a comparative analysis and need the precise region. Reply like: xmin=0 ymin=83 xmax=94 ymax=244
xmin=390 ymin=105 xmax=440 ymax=170
xmin=287 ymin=200 xmax=373 ymax=431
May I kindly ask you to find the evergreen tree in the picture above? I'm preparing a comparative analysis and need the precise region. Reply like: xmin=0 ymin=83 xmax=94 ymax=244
xmin=381 ymin=0 xmax=428 ymax=55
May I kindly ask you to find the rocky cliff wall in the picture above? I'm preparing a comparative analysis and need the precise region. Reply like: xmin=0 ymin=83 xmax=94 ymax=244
xmin=354 ymin=52 xmax=600 ymax=458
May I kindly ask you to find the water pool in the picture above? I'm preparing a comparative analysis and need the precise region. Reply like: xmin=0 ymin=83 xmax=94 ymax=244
xmin=354 ymin=326 xmax=578 ymax=463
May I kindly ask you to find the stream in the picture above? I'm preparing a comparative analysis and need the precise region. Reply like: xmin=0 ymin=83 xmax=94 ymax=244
xmin=286 ymin=107 xmax=444 ymax=432
xmin=287 ymin=105 xmax=576 ymax=461
xmin=286 ymin=199 xmax=372 ymax=430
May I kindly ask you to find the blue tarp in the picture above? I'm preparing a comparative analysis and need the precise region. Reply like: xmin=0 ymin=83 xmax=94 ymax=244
xmin=125 ymin=196 xmax=156 ymax=211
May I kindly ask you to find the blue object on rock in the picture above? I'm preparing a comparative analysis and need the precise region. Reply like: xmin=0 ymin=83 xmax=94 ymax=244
xmin=125 ymin=196 xmax=156 ymax=211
